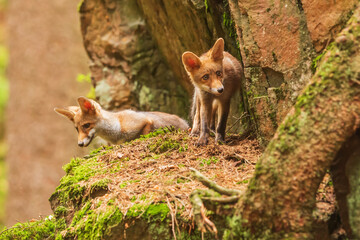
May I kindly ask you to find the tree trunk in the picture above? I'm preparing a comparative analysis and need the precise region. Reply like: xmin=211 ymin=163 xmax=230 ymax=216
xmin=226 ymin=5 xmax=360 ymax=238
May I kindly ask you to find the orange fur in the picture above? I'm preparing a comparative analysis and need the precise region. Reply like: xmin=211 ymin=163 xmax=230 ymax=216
xmin=55 ymin=97 xmax=189 ymax=147
xmin=182 ymin=38 xmax=243 ymax=145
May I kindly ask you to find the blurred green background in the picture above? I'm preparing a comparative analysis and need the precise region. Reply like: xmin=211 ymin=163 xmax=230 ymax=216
xmin=0 ymin=0 xmax=8 ymax=230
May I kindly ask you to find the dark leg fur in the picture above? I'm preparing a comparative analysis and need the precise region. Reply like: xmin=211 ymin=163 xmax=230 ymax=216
xmin=215 ymin=100 xmax=230 ymax=144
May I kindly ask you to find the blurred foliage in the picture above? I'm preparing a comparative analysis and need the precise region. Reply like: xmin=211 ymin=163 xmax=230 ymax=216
xmin=0 ymin=45 xmax=8 ymax=120
xmin=0 ymin=0 xmax=6 ymax=11
xmin=0 ymin=146 xmax=6 ymax=230
xmin=76 ymin=73 xmax=95 ymax=99
xmin=0 ymin=0 xmax=8 ymax=229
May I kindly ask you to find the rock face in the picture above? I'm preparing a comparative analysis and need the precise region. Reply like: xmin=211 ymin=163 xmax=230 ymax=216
xmin=79 ymin=0 xmax=247 ymax=132
xmin=6 ymin=0 xmax=89 ymax=224
xmin=79 ymin=0 xmax=358 ymax=143
xmin=79 ymin=0 xmax=189 ymax=117
xmin=302 ymin=0 xmax=358 ymax=52
xmin=229 ymin=0 xmax=357 ymax=143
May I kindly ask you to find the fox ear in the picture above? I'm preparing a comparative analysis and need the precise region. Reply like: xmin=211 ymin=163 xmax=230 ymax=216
xmin=54 ymin=107 xmax=77 ymax=122
xmin=210 ymin=38 xmax=224 ymax=61
xmin=182 ymin=52 xmax=201 ymax=72
xmin=77 ymin=96 xmax=96 ymax=114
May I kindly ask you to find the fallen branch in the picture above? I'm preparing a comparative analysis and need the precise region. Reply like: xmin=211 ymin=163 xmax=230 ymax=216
xmin=189 ymin=168 xmax=242 ymax=237
xmin=189 ymin=168 xmax=242 ymax=196
xmin=201 ymin=195 xmax=241 ymax=204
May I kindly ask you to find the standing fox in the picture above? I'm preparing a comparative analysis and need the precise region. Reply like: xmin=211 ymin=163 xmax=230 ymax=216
xmin=182 ymin=38 xmax=242 ymax=145
xmin=55 ymin=97 xmax=189 ymax=147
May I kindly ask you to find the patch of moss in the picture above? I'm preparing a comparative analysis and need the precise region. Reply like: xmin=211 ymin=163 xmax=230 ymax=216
xmin=0 ymin=217 xmax=61 ymax=240
xmin=144 ymin=204 xmax=170 ymax=222
xmin=90 ymin=178 xmax=112 ymax=193
xmin=126 ymin=203 xmax=169 ymax=222
xmin=148 ymin=137 xmax=187 ymax=154
xmin=198 ymin=156 xmax=219 ymax=166
xmin=50 ymin=153 xmax=109 ymax=206
xmin=138 ymin=128 xmax=168 ymax=140
xmin=77 ymin=0 xmax=84 ymax=12
xmin=54 ymin=206 xmax=68 ymax=218
xmin=64 ymin=202 xmax=123 ymax=239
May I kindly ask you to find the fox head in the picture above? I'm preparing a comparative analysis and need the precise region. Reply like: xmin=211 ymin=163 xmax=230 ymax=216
xmin=54 ymin=96 xmax=101 ymax=147
xmin=182 ymin=38 xmax=225 ymax=96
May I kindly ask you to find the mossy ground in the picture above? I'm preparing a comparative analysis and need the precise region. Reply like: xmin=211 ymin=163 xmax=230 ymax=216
xmin=0 ymin=129 xmax=337 ymax=239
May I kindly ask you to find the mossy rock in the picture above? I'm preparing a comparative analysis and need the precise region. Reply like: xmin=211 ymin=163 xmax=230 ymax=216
xmin=1 ymin=129 xmax=261 ymax=239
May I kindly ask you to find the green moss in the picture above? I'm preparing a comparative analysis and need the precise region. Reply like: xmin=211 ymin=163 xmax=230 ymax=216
xmin=77 ymin=0 xmax=84 ymax=12
xmin=144 ymin=204 xmax=170 ymax=222
xmin=204 ymin=0 xmax=209 ymax=12
xmin=197 ymin=156 xmax=219 ymax=166
xmin=50 ymin=152 xmax=110 ymax=206
xmin=126 ymin=203 xmax=169 ymax=222
xmin=236 ymin=179 xmax=249 ymax=184
xmin=63 ymin=202 xmax=123 ymax=239
xmin=54 ymin=206 xmax=68 ymax=218
xmin=90 ymin=178 xmax=112 ymax=193
xmin=148 ymin=137 xmax=187 ymax=154
xmin=138 ymin=128 xmax=168 ymax=140
xmin=0 ymin=217 xmax=63 ymax=240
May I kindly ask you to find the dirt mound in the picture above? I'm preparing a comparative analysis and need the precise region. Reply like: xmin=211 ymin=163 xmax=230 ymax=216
xmin=1 ymin=129 xmax=337 ymax=239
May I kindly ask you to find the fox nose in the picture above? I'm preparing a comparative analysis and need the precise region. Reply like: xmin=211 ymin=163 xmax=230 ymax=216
xmin=217 ymin=87 xmax=224 ymax=93
xmin=78 ymin=142 xmax=84 ymax=147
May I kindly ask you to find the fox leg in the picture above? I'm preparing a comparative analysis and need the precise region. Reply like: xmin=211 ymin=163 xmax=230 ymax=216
xmin=142 ymin=120 xmax=154 ymax=135
xmin=215 ymin=99 xmax=230 ymax=144
xmin=210 ymin=101 xmax=218 ymax=134
xmin=197 ymin=96 xmax=212 ymax=146
xmin=191 ymin=92 xmax=201 ymax=136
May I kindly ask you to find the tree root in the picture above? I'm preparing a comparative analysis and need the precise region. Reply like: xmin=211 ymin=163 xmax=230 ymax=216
xmin=189 ymin=168 xmax=242 ymax=237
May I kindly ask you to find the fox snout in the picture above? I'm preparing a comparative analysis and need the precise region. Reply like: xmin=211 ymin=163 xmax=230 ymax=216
xmin=210 ymin=84 xmax=224 ymax=96
xmin=77 ymin=129 xmax=96 ymax=147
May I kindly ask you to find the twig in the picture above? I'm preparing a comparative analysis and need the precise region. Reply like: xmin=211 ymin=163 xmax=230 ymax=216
xmin=189 ymin=168 xmax=242 ymax=196
xmin=201 ymin=195 xmax=241 ymax=204
xmin=351 ymin=78 xmax=360 ymax=85
xmin=166 ymin=197 xmax=177 ymax=240
xmin=226 ymin=113 xmax=248 ymax=133
xmin=201 ymin=205 xmax=218 ymax=235
xmin=235 ymin=153 xmax=253 ymax=165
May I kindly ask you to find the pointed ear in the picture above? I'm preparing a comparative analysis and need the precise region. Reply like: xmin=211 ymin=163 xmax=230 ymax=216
xmin=77 ymin=96 xmax=96 ymax=114
xmin=182 ymin=51 xmax=201 ymax=72
xmin=210 ymin=38 xmax=224 ymax=61
xmin=54 ymin=107 xmax=77 ymax=122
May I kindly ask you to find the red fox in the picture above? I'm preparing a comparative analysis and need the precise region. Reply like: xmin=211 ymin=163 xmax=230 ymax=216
xmin=54 ymin=97 xmax=189 ymax=147
xmin=182 ymin=38 xmax=242 ymax=145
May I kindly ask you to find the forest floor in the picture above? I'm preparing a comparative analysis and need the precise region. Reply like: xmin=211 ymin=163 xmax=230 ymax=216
xmin=61 ymin=128 xmax=337 ymax=236
xmin=83 ymin=129 xmax=262 ymax=221
xmin=88 ymin=128 xmax=335 ymax=217
xmin=1 ymin=129 xmax=339 ymax=239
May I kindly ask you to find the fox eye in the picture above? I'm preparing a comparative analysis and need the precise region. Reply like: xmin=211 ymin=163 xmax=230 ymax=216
xmin=216 ymin=71 xmax=222 ymax=76
xmin=202 ymin=74 xmax=209 ymax=80
xmin=83 ymin=123 xmax=90 ymax=129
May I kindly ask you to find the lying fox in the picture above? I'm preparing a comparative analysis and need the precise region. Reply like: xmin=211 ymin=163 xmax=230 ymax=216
xmin=182 ymin=38 xmax=242 ymax=145
xmin=55 ymin=97 xmax=189 ymax=147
